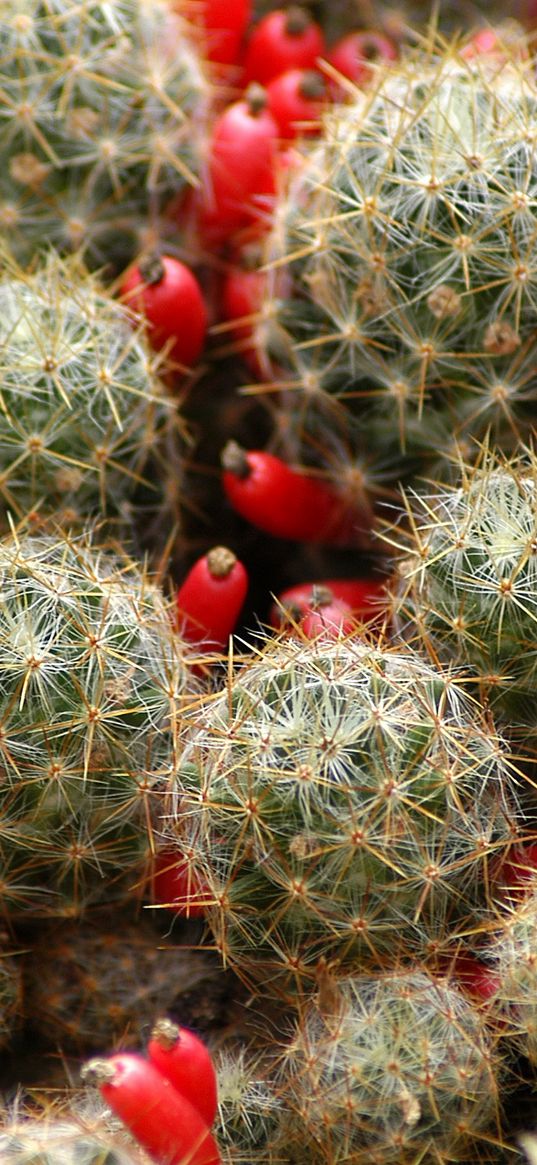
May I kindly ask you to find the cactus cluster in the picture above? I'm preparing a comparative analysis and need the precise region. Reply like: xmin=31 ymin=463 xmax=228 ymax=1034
xmin=172 ymin=632 xmax=519 ymax=988
xmin=392 ymin=445 xmax=537 ymax=732
xmin=6 ymin=4 xmax=537 ymax=1163
xmin=0 ymin=0 xmax=208 ymax=271
xmin=0 ymin=528 xmax=193 ymax=919
xmin=0 ymin=250 xmax=181 ymax=541
xmin=255 ymin=45 xmax=537 ymax=493
xmin=274 ymin=968 xmax=503 ymax=1164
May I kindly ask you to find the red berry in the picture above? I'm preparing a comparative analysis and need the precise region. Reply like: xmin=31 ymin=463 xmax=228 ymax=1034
xmin=176 ymin=545 xmax=248 ymax=651
xmin=266 ymin=67 xmax=326 ymax=139
xmin=269 ymin=578 xmax=387 ymax=629
xmin=327 ymin=30 xmax=397 ymax=93
xmin=180 ymin=0 xmax=251 ymax=66
xmin=149 ymin=850 xmax=210 ymax=918
xmin=147 ymin=1018 xmax=218 ymax=1128
xmin=221 ymin=441 xmax=372 ymax=546
xmin=82 ymin=1054 xmax=220 ymax=1165
xmin=196 ymin=85 xmax=279 ymax=246
xmin=242 ymin=6 xmax=325 ymax=86
xmin=120 ymin=254 xmax=207 ymax=370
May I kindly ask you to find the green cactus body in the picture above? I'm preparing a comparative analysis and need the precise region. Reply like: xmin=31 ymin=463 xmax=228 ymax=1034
xmin=256 ymin=47 xmax=537 ymax=491
xmin=0 ymin=0 xmax=208 ymax=270
xmin=394 ymin=448 xmax=537 ymax=729
xmin=0 ymin=530 xmax=193 ymax=918
xmin=172 ymin=634 xmax=519 ymax=988
xmin=0 ymin=252 xmax=181 ymax=538
xmin=275 ymin=969 xmax=502 ymax=1164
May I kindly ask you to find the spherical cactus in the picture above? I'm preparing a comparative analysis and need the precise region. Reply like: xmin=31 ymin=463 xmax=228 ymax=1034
xmin=170 ymin=633 xmax=519 ymax=989
xmin=0 ymin=250 xmax=181 ymax=541
xmin=24 ymin=914 xmax=224 ymax=1054
xmin=393 ymin=446 xmax=537 ymax=731
xmin=0 ymin=0 xmax=208 ymax=271
xmin=255 ymin=43 xmax=537 ymax=494
xmin=274 ymin=968 xmax=503 ymax=1164
xmin=0 ymin=529 xmax=194 ymax=919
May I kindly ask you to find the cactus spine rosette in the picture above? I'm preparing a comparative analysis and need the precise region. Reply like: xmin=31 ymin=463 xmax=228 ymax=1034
xmin=393 ymin=446 xmax=537 ymax=730
xmin=274 ymin=968 xmax=503 ymax=1164
xmin=0 ymin=251 xmax=181 ymax=539
xmin=172 ymin=634 xmax=519 ymax=988
xmin=0 ymin=0 xmax=208 ymax=270
xmin=257 ymin=46 xmax=537 ymax=490
xmin=0 ymin=529 xmax=193 ymax=918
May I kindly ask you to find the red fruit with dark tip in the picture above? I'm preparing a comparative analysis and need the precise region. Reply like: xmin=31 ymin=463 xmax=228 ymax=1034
xmin=242 ymin=7 xmax=325 ymax=86
xmin=221 ymin=442 xmax=372 ymax=547
xmin=82 ymin=1054 xmax=220 ymax=1165
xmin=269 ymin=578 xmax=387 ymax=628
xmin=327 ymin=29 xmax=397 ymax=93
xmin=147 ymin=1018 xmax=218 ymax=1128
xmin=120 ymin=254 xmax=207 ymax=370
xmin=300 ymin=590 xmax=356 ymax=639
xmin=196 ymin=85 xmax=279 ymax=246
xmin=176 ymin=546 xmax=248 ymax=651
xmin=266 ymin=68 xmax=326 ymax=139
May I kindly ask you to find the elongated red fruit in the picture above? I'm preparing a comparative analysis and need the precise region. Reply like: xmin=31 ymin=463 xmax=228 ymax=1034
xmin=82 ymin=1054 xmax=220 ymax=1165
xmin=269 ymin=578 xmax=387 ymax=628
xmin=196 ymin=85 xmax=279 ymax=245
xmin=148 ymin=1018 xmax=218 ymax=1128
xmin=266 ymin=68 xmax=326 ymax=139
xmin=222 ymin=441 xmax=372 ymax=546
xmin=242 ymin=7 xmax=325 ymax=86
xmin=176 ymin=545 xmax=248 ymax=650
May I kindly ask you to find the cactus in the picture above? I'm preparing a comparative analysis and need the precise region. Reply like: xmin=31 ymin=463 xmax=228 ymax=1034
xmin=0 ymin=1093 xmax=147 ymax=1165
xmin=392 ymin=445 xmax=537 ymax=732
xmin=0 ymin=0 xmax=208 ymax=272
xmin=0 ymin=250 xmax=181 ymax=542
xmin=255 ymin=42 xmax=537 ymax=495
xmin=273 ymin=967 xmax=504 ymax=1164
xmin=171 ymin=632 xmax=519 ymax=990
xmin=24 ymin=914 xmax=225 ymax=1053
xmin=0 ymin=528 xmax=193 ymax=919
xmin=214 ymin=1046 xmax=282 ymax=1161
